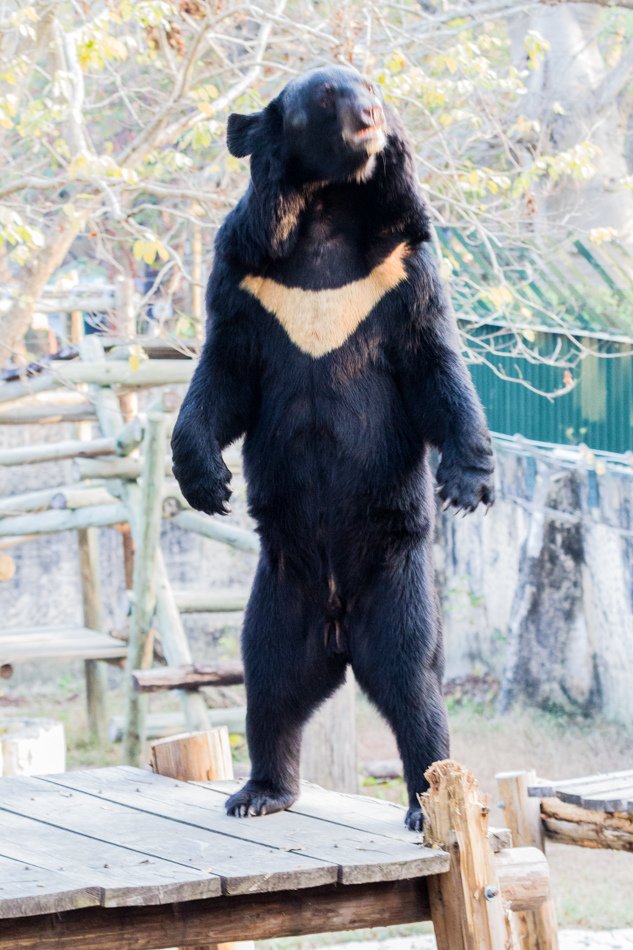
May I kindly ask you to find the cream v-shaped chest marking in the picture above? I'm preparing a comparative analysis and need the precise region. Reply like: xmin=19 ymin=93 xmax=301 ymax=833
xmin=240 ymin=243 xmax=409 ymax=358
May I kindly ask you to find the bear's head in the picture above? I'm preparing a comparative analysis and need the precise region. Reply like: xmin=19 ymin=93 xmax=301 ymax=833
xmin=222 ymin=66 xmax=430 ymax=266
xmin=228 ymin=65 xmax=387 ymax=184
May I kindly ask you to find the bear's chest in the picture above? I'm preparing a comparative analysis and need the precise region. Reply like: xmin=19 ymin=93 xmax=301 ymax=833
xmin=239 ymin=241 xmax=409 ymax=359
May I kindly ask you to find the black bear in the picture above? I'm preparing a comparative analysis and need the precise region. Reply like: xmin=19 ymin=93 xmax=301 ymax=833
xmin=172 ymin=65 xmax=494 ymax=831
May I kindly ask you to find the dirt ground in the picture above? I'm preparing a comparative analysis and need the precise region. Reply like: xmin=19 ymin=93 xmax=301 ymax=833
xmin=2 ymin=672 xmax=632 ymax=935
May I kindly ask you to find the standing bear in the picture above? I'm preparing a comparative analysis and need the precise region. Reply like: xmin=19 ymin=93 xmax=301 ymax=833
xmin=172 ymin=65 xmax=494 ymax=831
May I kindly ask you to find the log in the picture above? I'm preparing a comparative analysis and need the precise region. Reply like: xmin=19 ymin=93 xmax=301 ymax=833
xmin=0 ymin=485 xmax=108 ymax=516
xmin=0 ymin=373 xmax=57 ymax=405
xmin=0 ymin=402 xmax=96 ymax=424
xmin=172 ymin=510 xmax=259 ymax=554
xmin=539 ymin=796 xmax=633 ymax=851
xmin=172 ymin=588 xmax=249 ymax=613
xmin=496 ymin=770 xmax=559 ymax=948
xmin=0 ymin=717 xmax=65 ymax=776
xmin=421 ymin=759 xmax=515 ymax=950
xmin=123 ymin=412 xmax=168 ymax=766
xmin=133 ymin=663 xmax=245 ymax=693
xmin=50 ymin=359 xmax=194 ymax=387
xmin=150 ymin=726 xmax=233 ymax=783
xmin=75 ymin=456 xmax=171 ymax=481
xmin=49 ymin=488 xmax=116 ymax=510
xmin=0 ymin=436 xmax=116 ymax=467
xmin=108 ymin=708 xmax=246 ymax=743
xmin=0 ymin=503 xmax=128 ymax=538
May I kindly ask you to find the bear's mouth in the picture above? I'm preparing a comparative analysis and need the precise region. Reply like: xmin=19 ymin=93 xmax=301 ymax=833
xmin=347 ymin=125 xmax=386 ymax=154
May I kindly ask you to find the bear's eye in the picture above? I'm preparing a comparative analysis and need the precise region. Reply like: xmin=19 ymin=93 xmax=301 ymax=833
xmin=318 ymin=83 xmax=334 ymax=109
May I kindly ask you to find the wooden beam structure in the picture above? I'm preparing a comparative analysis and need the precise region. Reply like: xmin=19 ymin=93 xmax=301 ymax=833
xmin=133 ymin=663 xmax=245 ymax=693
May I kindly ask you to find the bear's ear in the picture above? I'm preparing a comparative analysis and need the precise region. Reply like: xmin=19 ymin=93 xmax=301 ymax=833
xmin=226 ymin=111 xmax=263 ymax=158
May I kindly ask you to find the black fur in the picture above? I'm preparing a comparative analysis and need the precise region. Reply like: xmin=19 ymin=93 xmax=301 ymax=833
xmin=172 ymin=66 xmax=494 ymax=831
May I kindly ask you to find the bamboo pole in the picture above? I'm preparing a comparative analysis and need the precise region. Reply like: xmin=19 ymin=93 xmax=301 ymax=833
xmin=150 ymin=728 xmax=254 ymax=950
xmin=172 ymin=510 xmax=259 ymax=554
xmin=421 ymin=760 xmax=515 ymax=950
xmin=0 ymin=436 xmax=117 ymax=467
xmin=123 ymin=412 xmax=168 ymax=766
xmin=497 ymin=771 xmax=559 ymax=949
xmin=0 ymin=503 xmax=128 ymax=538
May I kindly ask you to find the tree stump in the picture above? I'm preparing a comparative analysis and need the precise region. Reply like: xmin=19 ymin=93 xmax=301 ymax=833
xmin=0 ymin=718 xmax=65 ymax=776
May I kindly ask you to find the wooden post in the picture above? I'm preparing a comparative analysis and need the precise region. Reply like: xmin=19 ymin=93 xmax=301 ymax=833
xmin=78 ymin=527 xmax=108 ymax=745
xmin=0 ymin=554 xmax=15 ymax=582
xmin=302 ymin=671 xmax=357 ymax=793
xmin=123 ymin=412 xmax=168 ymax=765
xmin=496 ymin=770 xmax=559 ymax=949
xmin=74 ymin=334 xmax=108 ymax=747
xmin=150 ymin=728 xmax=254 ymax=950
xmin=421 ymin=759 xmax=514 ymax=950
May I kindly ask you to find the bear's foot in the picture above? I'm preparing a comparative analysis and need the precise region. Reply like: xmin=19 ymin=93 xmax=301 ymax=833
xmin=404 ymin=805 xmax=424 ymax=833
xmin=225 ymin=780 xmax=297 ymax=818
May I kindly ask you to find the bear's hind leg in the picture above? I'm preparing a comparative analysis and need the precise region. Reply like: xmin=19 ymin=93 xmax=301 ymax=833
xmin=350 ymin=554 xmax=449 ymax=832
xmin=226 ymin=561 xmax=347 ymax=818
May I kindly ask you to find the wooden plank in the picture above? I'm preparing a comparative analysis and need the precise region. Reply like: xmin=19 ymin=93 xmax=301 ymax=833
xmin=579 ymin=783 xmax=633 ymax=813
xmin=0 ymin=853 xmax=97 ymax=919
xmin=42 ymin=768 xmax=449 ymax=886
xmin=0 ymin=809 xmax=220 ymax=916
xmin=132 ymin=663 xmax=245 ymax=693
xmin=0 ymin=776 xmax=336 ymax=897
xmin=528 ymin=770 xmax=633 ymax=797
xmin=0 ymin=877 xmax=432 ymax=950
xmin=201 ymin=776 xmax=510 ymax=851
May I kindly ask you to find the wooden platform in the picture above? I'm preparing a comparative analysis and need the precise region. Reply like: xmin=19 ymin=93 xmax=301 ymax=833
xmin=528 ymin=769 xmax=633 ymax=853
xmin=0 ymin=625 xmax=127 ymax=665
xmin=0 ymin=767 xmax=449 ymax=948
xmin=529 ymin=770 xmax=633 ymax=813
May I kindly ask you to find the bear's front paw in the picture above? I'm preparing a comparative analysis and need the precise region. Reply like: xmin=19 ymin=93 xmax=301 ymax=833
xmin=437 ymin=449 xmax=495 ymax=513
xmin=404 ymin=805 xmax=424 ymax=833
xmin=172 ymin=459 xmax=232 ymax=517
xmin=226 ymin=781 xmax=297 ymax=818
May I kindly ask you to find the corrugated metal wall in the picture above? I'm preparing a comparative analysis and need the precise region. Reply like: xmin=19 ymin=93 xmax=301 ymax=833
xmin=463 ymin=323 xmax=633 ymax=454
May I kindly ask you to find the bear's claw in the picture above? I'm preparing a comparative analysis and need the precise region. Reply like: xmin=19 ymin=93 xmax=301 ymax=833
xmin=405 ymin=805 xmax=424 ymax=833
xmin=225 ymin=781 xmax=297 ymax=818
